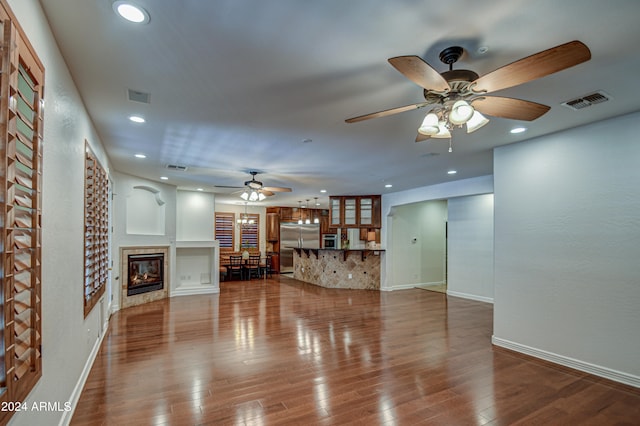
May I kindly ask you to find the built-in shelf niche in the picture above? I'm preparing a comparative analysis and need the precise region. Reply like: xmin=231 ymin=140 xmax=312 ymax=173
xmin=174 ymin=241 xmax=220 ymax=296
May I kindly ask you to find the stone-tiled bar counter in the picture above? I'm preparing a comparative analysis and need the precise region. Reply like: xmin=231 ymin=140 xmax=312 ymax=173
xmin=292 ymin=248 xmax=384 ymax=290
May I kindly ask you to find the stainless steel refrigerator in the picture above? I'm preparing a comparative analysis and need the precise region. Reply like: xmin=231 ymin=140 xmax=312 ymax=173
xmin=280 ymin=222 xmax=320 ymax=273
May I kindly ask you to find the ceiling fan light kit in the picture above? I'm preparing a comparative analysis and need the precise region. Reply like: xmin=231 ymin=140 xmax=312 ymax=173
xmin=449 ymin=100 xmax=474 ymax=125
xmin=346 ymin=40 xmax=591 ymax=147
xmin=465 ymin=110 xmax=490 ymax=133
xmin=240 ymin=190 xmax=266 ymax=201
xmin=418 ymin=113 xmax=439 ymax=135
xmin=233 ymin=171 xmax=292 ymax=201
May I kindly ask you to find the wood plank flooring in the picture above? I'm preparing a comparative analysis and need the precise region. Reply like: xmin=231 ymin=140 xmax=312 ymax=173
xmin=72 ymin=276 xmax=640 ymax=425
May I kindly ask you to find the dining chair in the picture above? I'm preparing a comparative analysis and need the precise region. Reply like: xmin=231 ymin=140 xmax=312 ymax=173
xmin=260 ymin=254 xmax=273 ymax=278
xmin=228 ymin=255 xmax=244 ymax=280
xmin=245 ymin=254 xmax=261 ymax=280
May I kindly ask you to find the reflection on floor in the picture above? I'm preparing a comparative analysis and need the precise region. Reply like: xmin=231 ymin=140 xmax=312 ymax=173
xmin=72 ymin=275 xmax=640 ymax=425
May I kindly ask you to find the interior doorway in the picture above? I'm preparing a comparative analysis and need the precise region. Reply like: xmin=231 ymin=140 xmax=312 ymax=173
xmin=390 ymin=200 xmax=447 ymax=292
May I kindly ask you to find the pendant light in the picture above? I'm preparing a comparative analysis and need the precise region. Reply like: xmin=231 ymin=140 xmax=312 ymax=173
xmin=313 ymin=197 xmax=320 ymax=224
xmin=304 ymin=199 xmax=311 ymax=224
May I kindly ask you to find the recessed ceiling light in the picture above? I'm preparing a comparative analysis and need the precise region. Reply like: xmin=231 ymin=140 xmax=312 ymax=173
xmin=196 ymin=188 xmax=203 ymax=192
xmin=134 ymin=153 xmax=146 ymax=158
xmin=113 ymin=1 xmax=150 ymax=24
xmin=160 ymin=176 xmax=168 ymax=180
xmin=510 ymin=127 xmax=526 ymax=134
xmin=320 ymin=189 xmax=327 ymax=193
xmin=385 ymin=184 xmax=393 ymax=188
xmin=129 ymin=115 xmax=145 ymax=123
xmin=447 ymin=170 xmax=457 ymax=175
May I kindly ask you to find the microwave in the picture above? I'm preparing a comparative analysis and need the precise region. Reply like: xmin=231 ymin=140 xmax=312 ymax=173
xmin=323 ymin=234 xmax=338 ymax=249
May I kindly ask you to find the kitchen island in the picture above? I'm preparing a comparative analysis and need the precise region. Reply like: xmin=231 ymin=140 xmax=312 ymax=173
xmin=292 ymin=247 xmax=384 ymax=290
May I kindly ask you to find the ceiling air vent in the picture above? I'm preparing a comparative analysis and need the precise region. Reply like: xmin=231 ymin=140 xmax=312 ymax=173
xmin=166 ymin=164 xmax=188 ymax=171
xmin=561 ymin=91 xmax=611 ymax=111
xmin=127 ymin=89 xmax=151 ymax=104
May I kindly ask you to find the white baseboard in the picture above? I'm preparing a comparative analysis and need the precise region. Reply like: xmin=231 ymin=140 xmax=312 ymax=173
xmin=60 ymin=324 xmax=109 ymax=426
xmin=384 ymin=282 xmax=421 ymax=291
xmin=492 ymin=336 xmax=640 ymax=388
xmin=446 ymin=290 xmax=493 ymax=304
xmin=416 ymin=281 xmax=445 ymax=287
xmin=171 ymin=286 xmax=220 ymax=297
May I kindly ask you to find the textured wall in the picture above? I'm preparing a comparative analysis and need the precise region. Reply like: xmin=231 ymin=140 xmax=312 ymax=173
xmin=293 ymin=249 xmax=382 ymax=290
xmin=493 ymin=111 xmax=640 ymax=382
xmin=447 ymin=194 xmax=494 ymax=303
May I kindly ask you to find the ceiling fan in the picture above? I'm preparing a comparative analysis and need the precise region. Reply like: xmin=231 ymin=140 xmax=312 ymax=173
xmin=345 ymin=41 xmax=591 ymax=142
xmin=216 ymin=171 xmax=292 ymax=201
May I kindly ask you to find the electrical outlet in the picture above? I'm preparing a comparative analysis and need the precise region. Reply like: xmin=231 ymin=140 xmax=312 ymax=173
xmin=348 ymin=273 xmax=352 ymax=279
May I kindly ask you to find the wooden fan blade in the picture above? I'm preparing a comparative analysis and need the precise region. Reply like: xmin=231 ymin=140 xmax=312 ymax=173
xmin=262 ymin=190 xmax=275 ymax=197
xmin=346 ymin=102 xmax=429 ymax=123
xmin=262 ymin=186 xmax=292 ymax=193
xmin=388 ymin=56 xmax=450 ymax=91
xmin=415 ymin=133 xmax=431 ymax=143
xmin=214 ymin=185 xmax=244 ymax=189
xmin=472 ymin=41 xmax=591 ymax=93
xmin=472 ymin=96 xmax=550 ymax=121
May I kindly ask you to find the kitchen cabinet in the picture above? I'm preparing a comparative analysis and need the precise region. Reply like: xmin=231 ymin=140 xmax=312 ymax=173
xmin=279 ymin=207 xmax=294 ymax=221
xmin=344 ymin=198 xmax=357 ymax=225
xmin=269 ymin=253 xmax=280 ymax=274
xmin=266 ymin=213 xmax=279 ymax=241
xmin=330 ymin=198 xmax=341 ymax=227
xmin=320 ymin=211 xmax=330 ymax=235
xmin=359 ymin=197 xmax=373 ymax=226
xmin=329 ymin=195 xmax=381 ymax=228
xmin=360 ymin=227 xmax=380 ymax=243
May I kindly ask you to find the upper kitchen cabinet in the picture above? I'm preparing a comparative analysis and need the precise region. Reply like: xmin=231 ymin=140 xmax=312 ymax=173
xmin=329 ymin=195 xmax=381 ymax=228
xmin=330 ymin=197 xmax=341 ymax=227
xmin=319 ymin=210 xmax=330 ymax=235
xmin=278 ymin=207 xmax=294 ymax=221
xmin=266 ymin=212 xmax=279 ymax=242
xmin=344 ymin=198 xmax=357 ymax=226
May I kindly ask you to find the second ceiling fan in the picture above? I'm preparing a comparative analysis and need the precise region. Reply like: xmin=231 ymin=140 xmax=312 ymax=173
xmin=225 ymin=171 xmax=292 ymax=201
xmin=345 ymin=41 xmax=591 ymax=142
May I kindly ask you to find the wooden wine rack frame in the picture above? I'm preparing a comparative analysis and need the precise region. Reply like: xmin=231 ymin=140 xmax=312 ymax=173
xmin=84 ymin=143 xmax=108 ymax=317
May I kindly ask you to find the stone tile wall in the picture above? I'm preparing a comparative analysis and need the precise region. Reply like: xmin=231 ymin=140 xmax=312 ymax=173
xmin=293 ymin=249 xmax=382 ymax=290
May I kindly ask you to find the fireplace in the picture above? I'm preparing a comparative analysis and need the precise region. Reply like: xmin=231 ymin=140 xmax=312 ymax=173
xmin=120 ymin=245 xmax=169 ymax=309
xmin=127 ymin=253 xmax=164 ymax=296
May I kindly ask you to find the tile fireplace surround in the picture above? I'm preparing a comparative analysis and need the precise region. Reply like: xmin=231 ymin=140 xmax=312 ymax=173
xmin=120 ymin=246 xmax=169 ymax=309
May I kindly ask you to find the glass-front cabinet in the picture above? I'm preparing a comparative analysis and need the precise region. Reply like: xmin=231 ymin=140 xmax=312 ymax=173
xmin=329 ymin=195 xmax=381 ymax=229
xmin=344 ymin=198 xmax=357 ymax=225
xmin=359 ymin=198 xmax=373 ymax=226
xmin=330 ymin=198 xmax=341 ymax=227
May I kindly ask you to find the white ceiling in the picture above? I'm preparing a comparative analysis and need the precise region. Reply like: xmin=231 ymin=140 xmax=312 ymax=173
xmin=39 ymin=0 xmax=640 ymax=208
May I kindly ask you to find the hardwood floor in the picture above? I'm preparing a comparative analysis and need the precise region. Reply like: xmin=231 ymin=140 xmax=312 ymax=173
xmin=72 ymin=276 xmax=640 ymax=425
